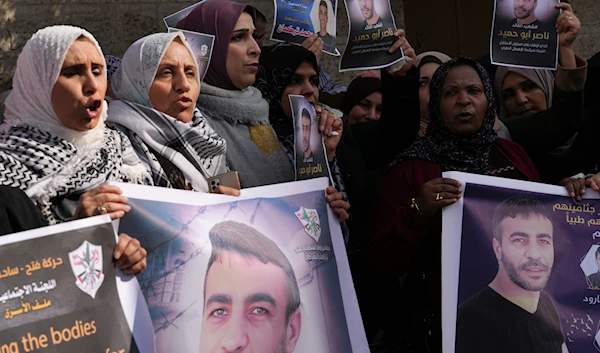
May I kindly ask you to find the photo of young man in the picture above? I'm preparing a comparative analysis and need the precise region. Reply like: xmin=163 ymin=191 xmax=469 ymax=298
xmin=199 ymin=221 xmax=302 ymax=353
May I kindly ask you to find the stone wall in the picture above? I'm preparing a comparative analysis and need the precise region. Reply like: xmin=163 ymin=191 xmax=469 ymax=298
xmin=0 ymin=0 xmax=598 ymax=92
xmin=0 ymin=0 xmax=405 ymax=92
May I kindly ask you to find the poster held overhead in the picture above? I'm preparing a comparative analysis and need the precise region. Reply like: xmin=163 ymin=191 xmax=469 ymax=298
xmin=271 ymin=0 xmax=341 ymax=56
xmin=490 ymin=0 xmax=560 ymax=70
xmin=339 ymin=0 xmax=404 ymax=72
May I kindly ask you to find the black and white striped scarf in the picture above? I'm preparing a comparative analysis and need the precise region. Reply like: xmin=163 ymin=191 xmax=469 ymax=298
xmin=107 ymin=100 xmax=228 ymax=192
xmin=0 ymin=125 xmax=150 ymax=224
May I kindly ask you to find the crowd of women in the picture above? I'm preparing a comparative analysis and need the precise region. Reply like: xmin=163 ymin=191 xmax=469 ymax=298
xmin=0 ymin=0 xmax=595 ymax=351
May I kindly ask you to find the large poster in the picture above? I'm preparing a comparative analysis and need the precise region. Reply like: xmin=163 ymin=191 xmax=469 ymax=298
xmin=339 ymin=0 xmax=403 ymax=72
xmin=271 ymin=0 xmax=340 ymax=55
xmin=113 ymin=178 xmax=367 ymax=353
xmin=0 ymin=215 xmax=154 ymax=353
xmin=490 ymin=0 xmax=560 ymax=70
xmin=442 ymin=171 xmax=600 ymax=353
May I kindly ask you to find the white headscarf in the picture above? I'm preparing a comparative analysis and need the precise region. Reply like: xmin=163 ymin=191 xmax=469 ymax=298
xmin=2 ymin=25 xmax=107 ymax=148
xmin=111 ymin=32 xmax=200 ymax=105
xmin=108 ymin=32 xmax=228 ymax=193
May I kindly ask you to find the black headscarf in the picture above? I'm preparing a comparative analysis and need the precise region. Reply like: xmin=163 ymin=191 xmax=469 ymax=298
xmin=254 ymin=44 xmax=318 ymax=145
xmin=399 ymin=57 xmax=498 ymax=174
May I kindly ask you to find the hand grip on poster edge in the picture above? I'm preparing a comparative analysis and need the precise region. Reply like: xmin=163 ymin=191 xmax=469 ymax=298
xmin=387 ymin=55 xmax=412 ymax=74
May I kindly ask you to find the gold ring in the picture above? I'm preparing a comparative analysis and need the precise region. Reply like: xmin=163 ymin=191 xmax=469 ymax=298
xmin=96 ymin=205 xmax=108 ymax=215
xmin=436 ymin=193 xmax=443 ymax=201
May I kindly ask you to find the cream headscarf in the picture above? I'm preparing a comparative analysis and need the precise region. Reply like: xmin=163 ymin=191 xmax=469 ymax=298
xmin=2 ymin=25 xmax=107 ymax=149
xmin=111 ymin=32 xmax=200 ymax=106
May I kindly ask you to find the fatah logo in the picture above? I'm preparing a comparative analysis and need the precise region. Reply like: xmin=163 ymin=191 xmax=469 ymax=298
xmin=295 ymin=207 xmax=321 ymax=242
xmin=68 ymin=241 xmax=105 ymax=299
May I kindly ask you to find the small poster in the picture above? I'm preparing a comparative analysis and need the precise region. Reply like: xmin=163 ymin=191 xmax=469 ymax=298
xmin=167 ymin=28 xmax=215 ymax=82
xmin=490 ymin=0 xmax=560 ymax=70
xmin=442 ymin=171 xmax=600 ymax=353
xmin=163 ymin=1 xmax=206 ymax=29
xmin=112 ymin=178 xmax=368 ymax=353
xmin=271 ymin=0 xmax=341 ymax=56
xmin=339 ymin=0 xmax=404 ymax=72
xmin=0 ymin=215 xmax=154 ymax=353
xmin=289 ymin=95 xmax=331 ymax=181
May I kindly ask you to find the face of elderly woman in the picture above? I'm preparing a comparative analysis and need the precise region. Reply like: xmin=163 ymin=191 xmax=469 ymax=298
xmin=51 ymin=38 xmax=107 ymax=132
xmin=439 ymin=65 xmax=488 ymax=136
xmin=149 ymin=39 xmax=200 ymax=123
xmin=501 ymin=72 xmax=547 ymax=117
xmin=280 ymin=61 xmax=320 ymax=118
xmin=227 ymin=12 xmax=261 ymax=89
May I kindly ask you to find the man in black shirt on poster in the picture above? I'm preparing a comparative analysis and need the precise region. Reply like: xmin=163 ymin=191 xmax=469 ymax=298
xmin=511 ymin=0 xmax=540 ymax=26
xmin=456 ymin=195 xmax=568 ymax=353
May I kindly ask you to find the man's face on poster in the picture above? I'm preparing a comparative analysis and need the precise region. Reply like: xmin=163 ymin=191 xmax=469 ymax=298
xmin=319 ymin=5 xmax=328 ymax=32
xmin=358 ymin=0 xmax=375 ymax=20
xmin=302 ymin=115 xmax=311 ymax=154
xmin=200 ymin=251 xmax=298 ymax=353
xmin=495 ymin=214 xmax=554 ymax=292
xmin=513 ymin=0 xmax=537 ymax=20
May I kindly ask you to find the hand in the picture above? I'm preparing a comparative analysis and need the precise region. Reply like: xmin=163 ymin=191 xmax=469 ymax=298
xmin=386 ymin=29 xmax=416 ymax=77
xmin=556 ymin=3 xmax=580 ymax=50
xmin=74 ymin=185 xmax=130 ymax=220
xmin=414 ymin=178 xmax=462 ymax=217
xmin=326 ymin=186 xmax=350 ymax=222
xmin=114 ymin=233 xmax=147 ymax=275
xmin=560 ymin=177 xmax=586 ymax=201
xmin=301 ymin=34 xmax=323 ymax=65
xmin=356 ymin=70 xmax=381 ymax=79
xmin=213 ymin=185 xmax=241 ymax=197
xmin=586 ymin=173 xmax=600 ymax=192
xmin=315 ymin=106 xmax=343 ymax=162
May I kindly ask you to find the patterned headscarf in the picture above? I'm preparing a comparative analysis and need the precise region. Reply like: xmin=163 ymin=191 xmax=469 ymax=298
xmin=2 ymin=25 xmax=107 ymax=148
xmin=399 ymin=57 xmax=498 ymax=174
xmin=176 ymin=0 xmax=256 ymax=90
xmin=111 ymin=32 xmax=199 ymax=107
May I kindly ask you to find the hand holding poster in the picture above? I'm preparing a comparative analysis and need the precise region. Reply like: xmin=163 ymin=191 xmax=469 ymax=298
xmin=0 ymin=215 xmax=153 ymax=353
xmin=167 ymin=28 xmax=215 ymax=82
xmin=490 ymin=0 xmax=559 ymax=69
xmin=112 ymin=178 xmax=368 ymax=353
xmin=339 ymin=0 xmax=404 ymax=72
xmin=442 ymin=171 xmax=600 ymax=353
xmin=271 ymin=0 xmax=341 ymax=55
xmin=289 ymin=95 xmax=331 ymax=181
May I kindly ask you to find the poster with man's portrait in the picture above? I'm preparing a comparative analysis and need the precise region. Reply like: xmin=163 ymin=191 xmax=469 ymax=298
xmin=168 ymin=28 xmax=215 ymax=82
xmin=490 ymin=0 xmax=560 ymax=69
xmin=339 ymin=0 xmax=404 ymax=71
xmin=271 ymin=0 xmax=340 ymax=56
xmin=113 ymin=178 xmax=367 ymax=353
xmin=289 ymin=95 xmax=330 ymax=181
xmin=442 ymin=171 xmax=600 ymax=353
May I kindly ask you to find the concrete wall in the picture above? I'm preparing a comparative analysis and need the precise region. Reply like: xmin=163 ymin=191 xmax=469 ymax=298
xmin=0 ymin=0 xmax=597 ymax=92
xmin=0 ymin=0 xmax=405 ymax=92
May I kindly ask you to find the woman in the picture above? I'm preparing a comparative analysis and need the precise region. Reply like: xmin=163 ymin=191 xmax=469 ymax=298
xmin=415 ymin=51 xmax=451 ymax=137
xmin=368 ymin=57 xmax=541 ymax=350
xmin=494 ymin=3 xmax=587 ymax=184
xmin=108 ymin=32 xmax=235 ymax=195
xmin=176 ymin=0 xmax=294 ymax=188
xmin=0 ymin=26 xmax=147 ymax=273
xmin=341 ymin=77 xmax=382 ymax=125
